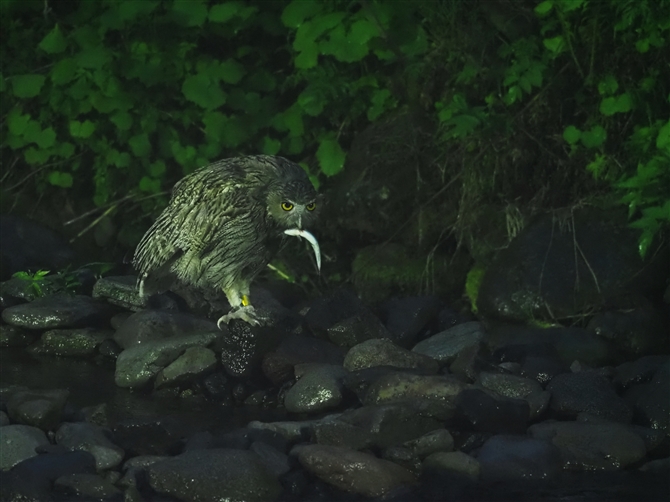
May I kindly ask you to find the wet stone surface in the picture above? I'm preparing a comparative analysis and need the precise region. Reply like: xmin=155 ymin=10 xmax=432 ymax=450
xmin=0 ymin=273 xmax=669 ymax=501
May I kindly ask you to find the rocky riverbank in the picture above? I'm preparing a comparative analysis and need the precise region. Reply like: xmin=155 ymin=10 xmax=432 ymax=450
xmin=1 ymin=276 xmax=669 ymax=501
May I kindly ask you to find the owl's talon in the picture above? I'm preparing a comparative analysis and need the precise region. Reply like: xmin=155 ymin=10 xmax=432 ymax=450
xmin=217 ymin=305 xmax=262 ymax=329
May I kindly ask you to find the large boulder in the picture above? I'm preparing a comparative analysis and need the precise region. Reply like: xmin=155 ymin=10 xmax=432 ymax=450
xmin=478 ymin=209 xmax=669 ymax=322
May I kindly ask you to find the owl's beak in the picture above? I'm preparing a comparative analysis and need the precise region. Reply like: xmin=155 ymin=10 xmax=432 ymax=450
xmin=284 ymin=228 xmax=321 ymax=272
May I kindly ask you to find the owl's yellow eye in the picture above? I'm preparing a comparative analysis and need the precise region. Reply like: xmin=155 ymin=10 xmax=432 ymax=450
xmin=281 ymin=202 xmax=294 ymax=211
xmin=306 ymin=202 xmax=316 ymax=211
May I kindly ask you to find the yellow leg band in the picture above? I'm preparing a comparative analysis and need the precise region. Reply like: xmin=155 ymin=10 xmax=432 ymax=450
xmin=241 ymin=294 xmax=250 ymax=307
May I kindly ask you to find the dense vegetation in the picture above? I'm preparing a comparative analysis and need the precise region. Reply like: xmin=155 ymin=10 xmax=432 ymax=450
xmin=1 ymin=0 xmax=668 ymax=287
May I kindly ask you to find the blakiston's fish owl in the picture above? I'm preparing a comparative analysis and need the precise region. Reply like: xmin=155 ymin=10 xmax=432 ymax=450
xmin=133 ymin=155 xmax=321 ymax=327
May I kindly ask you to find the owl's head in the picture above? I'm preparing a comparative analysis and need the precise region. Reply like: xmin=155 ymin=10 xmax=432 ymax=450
xmin=266 ymin=175 xmax=320 ymax=230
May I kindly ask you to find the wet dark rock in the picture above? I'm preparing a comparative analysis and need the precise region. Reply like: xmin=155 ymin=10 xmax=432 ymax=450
xmin=247 ymin=419 xmax=314 ymax=444
xmin=261 ymin=334 xmax=345 ymax=387
xmin=529 ymin=420 xmax=647 ymax=470
xmin=575 ymin=413 xmax=667 ymax=456
xmin=639 ymin=457 xmax=670 ymax=473
xmin=449 ymin=342 xmax=483 ymax=383
xmin=477 ymin=434 xmax=562 ymax=481
xmin=0 ymin=215 xmax=76 ymax=281
xmin=0 ymin=324 xmax=38 ymax=347
xmin=380 ymin=296 xmax=442 ymax=347
xmin=477 ymin=209 xmax=669 ymax=322
xmin=363 ymin=373 xmax=468 ymax=419
xmin=343 ymin=366 xmax=433 ymax=402
xmin=1 ymin=294 xmax=116 ymax=330
xmin=54 ymin=472 xmax=122 ymax=500
xmin=154 ymin=346 xmax=217 ymax=389
xmin=343 ymin=338 xmax=439 ymax=373
xmin=0 ymin=424 xmax=50 ymax=470
xmin=588 ymin=305 xmax=669 ymax=358
xmin=147 ymin=448 xmax=282 ymax=502
xmin=478 ymin=371 xmax=550 ymax=420
xmin=488 ymin=325 xmax=614 ymax=367
xmin=547 ymin=370 xmax=632 ymax=423
xmin=423 ymin=450 xmax=480 ymax=480
xmin=297 ymin=444 xmax=416 ymax=497
xmin=114 ymin=331 xmax=221 ymax=388
xmin=27 ymin=327 xmax=112 ymax=357
xmin=311 ymin=415 xmax=373 ymax=450
xmin=215 ymin=427 xmax=290 ymax=453
xmin=113 ymin=309 xmax=218 ymax=349
xmin=382 ymin=445 xmax=421 ymax=474
xmin=249 ymin=440 xmax=292 ymax=478
xmin=615 ymin=355 xmax=669 ymax=389
xmin=302 ymin=289 xmax=366 ymax=336
xmin=625 ymin=362 xmax=670 ymax=435
xmin=436 ymin=306 xmax=473 ymax=332
xmin=326 ymin=308 xmax=392 ymax=349
xmin=412 ymin=321 xmax=485 ymax=365
xmin=338 ymin=402 xmax=444 ymax=448
xmin=6 ymin=388 xmax=69 ymax=431
xmin=0 ymin=276 xmax=61 ymax=304
xmin=521 ymin=355 xmax=569 ymax=386
xmin=219 ymin=320 xmax=284 ymax=379
xmin=454 ymin=388 xmax=530 ymax=434
xmin=0 ymin=411 xmax=9 ymax=426
xmin=98 ymin=338 xmax=123 ymax=359
xmin=113 ymin=415 xmax=187 ymax=457
xmin=92 ymin=275 xmax=147 ymax=311
xmin=56 ymin=422 xmax=125 ymax=471
xmin=0 ymin=450 xmax=96 ymax=502
xmin=402 ymin=428 xmax=454 ymax=458
xmin=284 ymin=363 xmax=348 ymax=414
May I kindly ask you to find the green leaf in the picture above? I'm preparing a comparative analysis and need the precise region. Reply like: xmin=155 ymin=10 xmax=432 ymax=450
xmin=560 ymin=0 xmax=584 ymax=12
xmin=129 ymin=133 xmax=151 ymax=157
xmin=76 ymin=46 xmax=111 ymax=69
xmin=295 ymin=42 xmax=318 ymax=69
xmin=69 ymin=120 xmax=96 ymax=138
xmin=172 ymin=0 xmax=208 ymax=27
xmin=51 ymin=58 xmax=78 ymax=85
xmin=47 ymin=171 xmax=73 ymax=188
xmin=580 ymin=125 xmax=607 ymax=148
xmin=110 ymin=111 xmax=132 ymax=131
xmin=150 ymin=160 xmax=166 ymax=177
xmin=59 ymin=142 xmax=75 ymax=158
xmin=216 ymin=59 xmax=246 ymax=84
xmin=543 ymin=36 xmax=565 ymax=54
xmin=11 ymin=74 xmax=46 ymax=98
xmin=599 ymin=93 xmax=633 ymax=116
xmin=209 ymin=1 xmax=243 ymax=23
xmin=182 ymin=73 xmax=226 ymax=109
xmin=36 ymin=127 xmax=56 ymax=149
xmin=8 ymin=108 xmax=31 ymax=135
xmin=534 ymin=1 xmax=553 ymax=16
xmin=655 ymin=120 xmax=670 ymax=152
xmin=38 ymin=24 xmax=67 ymax=53
xmin=563 ymin=125 xmax=581 ymax=144
xmin=261 ymin=136 xmax=281 ymax=155
xmin=597 ymin=75 xmax=618 ymax=96
xmin=24 ymin=147 xmax=52 ymax=165
xmin=282 ymin=105 xmax=304 ymax=137
xmin=282 ymin=0 xmax=323 ymax=28
xmin=297 ymin=87 xmax=325 ymax=116
xmin=316 ymin=137 xmax=346 ymax=176
xmin=203 ymin=111 xmax=226 ymax=139
xmin=139 ymin=176 xmax=161 ymax=193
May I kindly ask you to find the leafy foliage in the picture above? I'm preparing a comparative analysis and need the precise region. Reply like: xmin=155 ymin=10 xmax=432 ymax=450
xmin=1 ymin=0 xmax=667 ymax=266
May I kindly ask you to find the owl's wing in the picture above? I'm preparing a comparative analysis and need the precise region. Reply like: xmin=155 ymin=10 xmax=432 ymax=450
xmin=133 ymin=167 xmax=248 ymax=280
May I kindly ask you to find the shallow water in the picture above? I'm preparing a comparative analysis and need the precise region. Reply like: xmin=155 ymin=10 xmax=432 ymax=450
xmin=0 ymin=348 xmax=288 ymax=432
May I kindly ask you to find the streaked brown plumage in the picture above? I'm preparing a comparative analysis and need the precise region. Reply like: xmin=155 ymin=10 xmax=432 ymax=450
xmin=133 ymin=155 xmax=321 ymax=326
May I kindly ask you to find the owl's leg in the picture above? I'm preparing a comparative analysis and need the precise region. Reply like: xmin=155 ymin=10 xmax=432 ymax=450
xmin=217 ymin=287 xmax=261 ymax=328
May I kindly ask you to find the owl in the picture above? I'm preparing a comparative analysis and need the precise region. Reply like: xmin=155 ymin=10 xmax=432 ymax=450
xmin=133 ymin=155 xmax=321 ymax=327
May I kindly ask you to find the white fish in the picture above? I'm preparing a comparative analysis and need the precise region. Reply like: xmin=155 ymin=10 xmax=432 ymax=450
xmin=284 ymin=228 xmax=321 ymax=272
